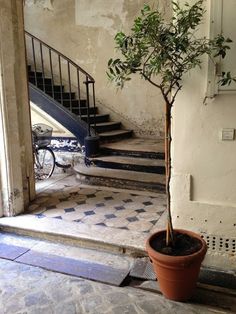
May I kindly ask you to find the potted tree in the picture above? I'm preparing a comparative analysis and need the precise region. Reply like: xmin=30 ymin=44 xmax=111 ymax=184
xmin=107 ymin=0 xmax=234 ymax=301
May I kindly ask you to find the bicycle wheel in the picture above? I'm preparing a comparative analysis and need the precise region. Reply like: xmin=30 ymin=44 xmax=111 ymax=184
xmin=34 ymin=147 xmax=55 ymax=180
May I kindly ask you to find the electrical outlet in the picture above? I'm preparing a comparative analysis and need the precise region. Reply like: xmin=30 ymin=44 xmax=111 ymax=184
xmin=221 ymin=128 xmax=235 ymax=141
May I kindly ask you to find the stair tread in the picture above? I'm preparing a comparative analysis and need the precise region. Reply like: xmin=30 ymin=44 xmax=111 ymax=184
xmin=99 ymin=130 xmax=132 ymax=136
xmin=91 ymin=156 xmax=165 ymax=167
xmin=81 ymin=113 xmax=108 ymax=117
xmin=101 ymin=138 xmax=164 ymax=153
xmin=74 ymin=164 xmax=165 ymax=184
xmin=91 ymin=121 xmax=120 ymax=127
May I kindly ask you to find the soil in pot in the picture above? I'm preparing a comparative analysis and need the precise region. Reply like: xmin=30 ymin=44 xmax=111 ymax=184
xmin=150 ymin=231 xmax=202 ymax=256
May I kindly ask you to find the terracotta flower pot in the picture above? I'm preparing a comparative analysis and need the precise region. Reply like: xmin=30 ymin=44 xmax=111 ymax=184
xmin=146 ymin=229 xmax=207 ymax=302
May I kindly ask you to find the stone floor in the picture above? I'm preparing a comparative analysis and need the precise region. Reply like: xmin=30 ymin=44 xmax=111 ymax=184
xmin=30 ymin=173 xmax=166 ymax=234
xmin=0 ymin=257 xmax=234 ymax=314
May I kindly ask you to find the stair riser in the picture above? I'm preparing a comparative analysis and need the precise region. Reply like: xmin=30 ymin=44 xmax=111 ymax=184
xmin=62 ymin=99 xmax=87 ymax=108
xmin=94 ymin=123 xmax=121 ymax=133
xmin=82 ymin=115 xmax=109 ymax=124
xmin=72 ymin=107 xmax=97 ymax=115
xmin=47 ymin=92 xmax=76 ymax=99
xmin=99 ymin=131 xmax=133 ymax=143
xmin=37 ymin=84 xmax=64 ymax=93
xmin=92 ymin=160 xmax=165 ymax=175
xmin=28 ymin=71 xmax=43 ymax=77
xmin=100 ymin=147 xmax=164 ymax=160
xmin=76 ymin=174 xmax=165 ymax=193
xmin=29 ymin=77 xmax=52 ymax=85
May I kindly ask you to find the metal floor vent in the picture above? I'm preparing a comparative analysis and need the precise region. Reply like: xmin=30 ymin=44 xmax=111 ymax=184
xmin=201 ymin=234 xmax=236 ymax=255
xmin=129 ymin=257 xmax=156 ymax=280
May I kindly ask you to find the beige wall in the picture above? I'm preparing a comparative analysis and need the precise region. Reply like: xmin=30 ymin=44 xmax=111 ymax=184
xmin=171 ymin=0 xmax=236 ymax=270
xmin=24 ymin=0 xmax=171 ymax=138
xmin=0 ymin=0 xmax=34 ymax=216
xmin=31 ymin=103 xmax=73 ymax=137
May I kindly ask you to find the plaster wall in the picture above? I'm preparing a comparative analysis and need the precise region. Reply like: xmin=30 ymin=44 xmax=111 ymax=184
xmin=171 ymin=0 xmax=236 ymax=270
xmin=31 ymin=103 xmax=73 ymax=137
xmin=24 ymin=0 xmax=171 ymax=138
xmin=0 ymin=0 xmax=34 ymax=216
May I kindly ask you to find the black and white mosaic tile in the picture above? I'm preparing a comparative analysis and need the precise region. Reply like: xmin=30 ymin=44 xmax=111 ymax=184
xmin=29 ymin=175 xmax=166 ymax=233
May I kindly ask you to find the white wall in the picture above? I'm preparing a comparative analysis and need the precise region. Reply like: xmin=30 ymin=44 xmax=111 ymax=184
xmin=31 ymin=103 xmax=73 ymax=137
xmin=171 ymin=0 xmax=236 ymax=270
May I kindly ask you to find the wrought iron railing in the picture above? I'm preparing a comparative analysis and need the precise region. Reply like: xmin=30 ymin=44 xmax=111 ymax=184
xmin=25 ymin=31 xmax=96 ymax=136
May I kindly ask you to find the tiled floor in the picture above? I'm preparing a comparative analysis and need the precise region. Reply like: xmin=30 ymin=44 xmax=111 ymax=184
xmin=28 ymin=173 xmax=166 ymax=234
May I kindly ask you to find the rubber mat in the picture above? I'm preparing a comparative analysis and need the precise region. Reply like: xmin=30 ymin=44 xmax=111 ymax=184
xmin=15 ymin=250 xmax=130 ymax=286
xmin=129 ymin=257 xmax=156 ymax=280
xmin=0 ymin=243 xmax=29 ymax=260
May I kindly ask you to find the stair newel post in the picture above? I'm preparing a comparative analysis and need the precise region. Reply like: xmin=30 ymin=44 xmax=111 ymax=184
xmin=49 ymin=49 xmax=55 ymax=99
xmin=39 ymin=43 xmax=45 ymax=92
xmin=77 ymin=69 xmax=82 ymax=118
xmin=92 ymin=82 xmax=96 ymax=133
xmin=31 ymin=37 xmax=38 ymax=88
xmin=58 ymin=55 xmax=63 ymax=104
xmin=83 ymin=76 xmax=100 ymax=157
xmin=67 ymin=61 xmax=72 ymax=112
xmin=84 ymin=76 xmax=91 ymax=137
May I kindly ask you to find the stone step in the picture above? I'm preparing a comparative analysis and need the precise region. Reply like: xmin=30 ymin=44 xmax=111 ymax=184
xmin=90 ymin=155 xmax=165 ymax=174
xmin=100 ymin=138 xmax=165 ymax=159
xmin=29 ymin=76 xmax=52 ymax=85
xmin=74 ymin=164 xmax=165 ymax=193
xmin=0 ymin=232 xmax=133 ymax=287
xmin=99 ymin=129 xmax=133 ymax=142
xmin=0 ymin=215 xmax=148 ymax=256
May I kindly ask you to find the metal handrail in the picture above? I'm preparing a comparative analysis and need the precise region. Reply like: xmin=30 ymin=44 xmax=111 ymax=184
xmin=25 ymin=31 xmax=96 ymax=136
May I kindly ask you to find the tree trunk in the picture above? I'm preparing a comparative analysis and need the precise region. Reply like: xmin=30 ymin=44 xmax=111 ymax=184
xmin=165 ymin=102 xmax=174 ymax=246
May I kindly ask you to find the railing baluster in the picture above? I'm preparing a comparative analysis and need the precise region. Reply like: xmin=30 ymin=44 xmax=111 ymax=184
xmin=84 ymin=76 xmax=91 ymax=136
xmin=68 ymin=61 xmax=72 ymax=112
xmin=77 ymin=69 xmax=82 ymax=118
xmin=58 ymin=55 xmax=63 ymax=104
xmin=31 ymin=38 xmax=37 ymax=87
xmin=40 ymin=43 xmax=45 ymax=92
xmin=26 ymin=31 xmax=99 ymax=154
xmin=49 ymin=49 xmax=54 ymax=98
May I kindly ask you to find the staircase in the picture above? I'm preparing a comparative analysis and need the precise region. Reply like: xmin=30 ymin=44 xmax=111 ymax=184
xmin=75 ymin=138 xmax=166 ymax=193
xmin=25 ymin=31 xmax=166 ymax=193
xmin=27 ymin=66 xmax=133 ymax=144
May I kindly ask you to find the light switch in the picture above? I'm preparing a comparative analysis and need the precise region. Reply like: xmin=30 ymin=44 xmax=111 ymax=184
xmin=221 ymin=128 xmax=235 ymax=141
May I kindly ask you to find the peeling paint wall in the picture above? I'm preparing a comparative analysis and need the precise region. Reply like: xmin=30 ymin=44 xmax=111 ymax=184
xmin=24 ymin=0 xmax=171 ymax=137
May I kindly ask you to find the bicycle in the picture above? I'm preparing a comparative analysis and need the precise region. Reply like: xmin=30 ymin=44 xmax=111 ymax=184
xmin=32 ymin=123 xmax=71 ymax=180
